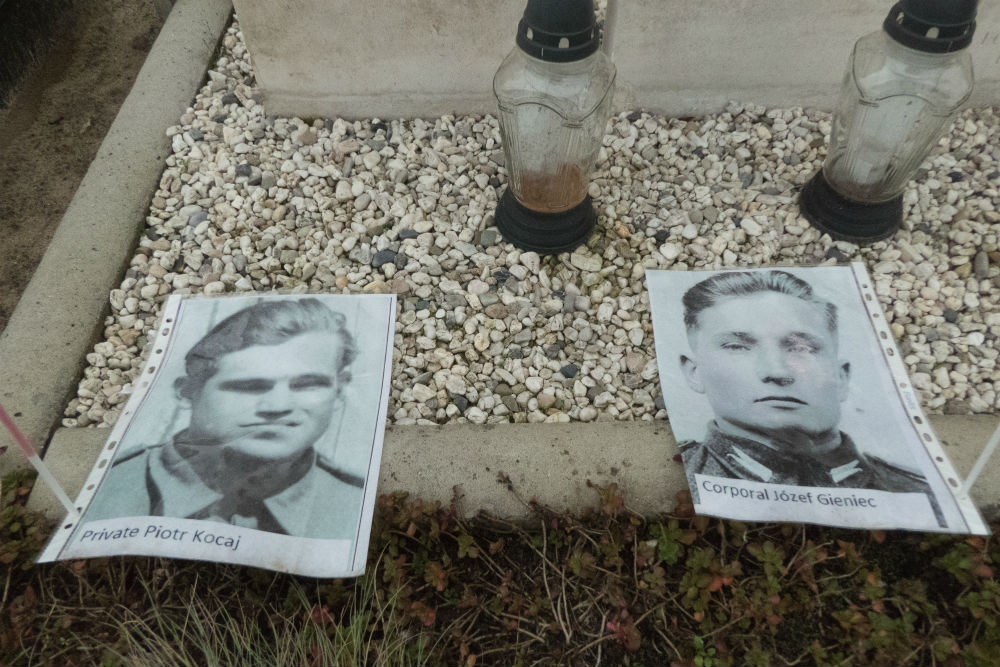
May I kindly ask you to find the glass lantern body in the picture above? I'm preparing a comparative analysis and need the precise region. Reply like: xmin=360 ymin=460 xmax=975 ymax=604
xmin=823 ymin=29 xmax=973 ymax=203
xmin=493 ymin=46 xmax=616 ymax=213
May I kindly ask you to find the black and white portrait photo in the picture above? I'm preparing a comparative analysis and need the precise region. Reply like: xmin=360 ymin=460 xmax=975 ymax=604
xmin=40 ymin=293 xmax=397 ymax=576
xmin=648 ymin=264 xmax=987 ymax=534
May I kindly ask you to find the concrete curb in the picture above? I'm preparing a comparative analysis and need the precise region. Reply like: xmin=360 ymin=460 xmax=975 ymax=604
xmin=0 ymin=0 xmax=232 ymax=477
xmin=28 ymin=416 xmax=1000 ymax=523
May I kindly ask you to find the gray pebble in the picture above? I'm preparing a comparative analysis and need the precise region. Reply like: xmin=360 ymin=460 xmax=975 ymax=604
xmin=349 ymin=246 xmax=373 ymax=264
xmin=480 ymin=228 xmax=501 ymax=247
xmin=560 ymin=363 xmax=579 ymax=378
xmin=444 ymin=293 xmax=467 ymax=308
xmin=975 ymin=251 xmax=990 ymax=280
xmin=825 ymin=247 xmax=850 ymax=263
xmin=455 ymin=241 xmax=478 ymax=258
xmin=372 ymin=249 xmax=397 ymax=268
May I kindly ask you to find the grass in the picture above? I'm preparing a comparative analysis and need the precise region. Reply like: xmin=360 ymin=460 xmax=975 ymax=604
xmin=79 ymin=567 xmax=434 ymax=666
xmin=2 ymin=469 xmax=999 ymax=666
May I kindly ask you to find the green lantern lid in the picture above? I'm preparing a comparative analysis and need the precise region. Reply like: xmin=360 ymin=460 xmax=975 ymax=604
xmin=883 ymin=0 xmax=977 ymax=53
xmin=516 ymin=0 xmax=600 ymax=63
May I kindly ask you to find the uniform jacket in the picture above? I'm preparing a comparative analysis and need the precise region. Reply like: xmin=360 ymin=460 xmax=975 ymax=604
xmin=680 ymin=421 xmax=945 ymax=525
xmin=86 ymin=431 xmax=366 ymax=539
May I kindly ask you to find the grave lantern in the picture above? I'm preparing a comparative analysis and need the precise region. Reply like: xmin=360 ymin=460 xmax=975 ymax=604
xmin=493 ymin=0 xmax=616 ymax=254
xmin=799 ymin=0 xmax=977 ymax=243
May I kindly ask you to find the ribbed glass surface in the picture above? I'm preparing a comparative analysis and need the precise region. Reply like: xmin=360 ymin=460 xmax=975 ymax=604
xmin=822 ymin=30 xmax=973 ymax=203
xmin=494 ymin=48 xmax=615 ymax=213
xmin=825 ymin=93 xmax=952 ymax=202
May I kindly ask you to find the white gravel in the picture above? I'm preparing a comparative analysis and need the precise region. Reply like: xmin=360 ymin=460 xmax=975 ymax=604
xmin=63 ymin=18 xmax=1000 ymax=428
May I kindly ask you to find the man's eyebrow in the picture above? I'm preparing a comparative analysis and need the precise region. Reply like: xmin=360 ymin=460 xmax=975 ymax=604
xmin=217 ymin=378 xmax=275 ymax=391
xmin=289 ymin=373 xmax=335 ymax=387
xmin=782 ymin=332 xmax=826 ymax=348
xmin=711 ymin=331 xmax=756 ymax=344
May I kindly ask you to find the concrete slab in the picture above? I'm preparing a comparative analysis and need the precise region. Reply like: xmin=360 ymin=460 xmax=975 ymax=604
xmin=28 ymin=416 xmax=1000 ymax=523
xmin=614 ymin=0 xmax=1000 ymax=116
xmin=0 ymin=0 xmax=232 ymax=478
xmin=233 ymin=0 xmax=1000 ymax=119
xmin=232 ymin=0 xmax=523 ymax=119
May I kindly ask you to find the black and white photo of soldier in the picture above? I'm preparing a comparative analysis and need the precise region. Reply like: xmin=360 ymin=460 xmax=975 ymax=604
xmin=85 ymin=297 xmax=366 ymax=539
xmin=675 ymin=269 xmax=941 ymax=517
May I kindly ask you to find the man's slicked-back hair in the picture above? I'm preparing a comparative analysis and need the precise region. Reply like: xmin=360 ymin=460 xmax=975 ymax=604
xmin=176 ymin=298 xmax=357 ymax=400
xmin=682 ymin=270 xmax=838 ymax=334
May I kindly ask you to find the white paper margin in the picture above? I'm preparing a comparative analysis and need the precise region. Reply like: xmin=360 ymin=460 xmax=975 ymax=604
xmin=847 ymin=262 xmax=987 ymax=534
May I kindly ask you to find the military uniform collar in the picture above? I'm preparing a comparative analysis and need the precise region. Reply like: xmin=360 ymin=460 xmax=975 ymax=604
xmin=147 ymin=431 xmax=321 ymax=536
xmin=701 ymin=422 xmax=865 ymax=486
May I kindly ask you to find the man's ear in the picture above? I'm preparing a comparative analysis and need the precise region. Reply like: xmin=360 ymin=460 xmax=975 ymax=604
xmin=174 ymin=377 xmax=193 ymax=405
xmin=837 ymin=361 xmax=851 ymax=402
xmin=680 ymin=355 xmax=705 ymax=394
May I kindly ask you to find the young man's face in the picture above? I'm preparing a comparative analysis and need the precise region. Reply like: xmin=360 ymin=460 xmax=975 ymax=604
xmin=186 ymin=332 xmax=345 ymax=463
xmin=681 ymin=291 xmax=850 ymax=445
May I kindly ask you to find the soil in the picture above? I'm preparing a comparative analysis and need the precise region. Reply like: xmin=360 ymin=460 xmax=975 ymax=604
xmin=0 ymin=0 xmax=164 ymax=333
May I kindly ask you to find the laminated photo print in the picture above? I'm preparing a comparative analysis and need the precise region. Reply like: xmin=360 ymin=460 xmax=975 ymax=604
xmin=648 ymin=263 xmax=987 ymax=534
xmin=39 ymin=293 xmax=397 ymax=576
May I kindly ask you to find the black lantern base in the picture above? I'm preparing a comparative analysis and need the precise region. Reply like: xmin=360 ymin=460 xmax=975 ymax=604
xmin=799 ymin=170 xmax=903 ymax=244
xmin=494 ymin=189 xmax=596 ymax=255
